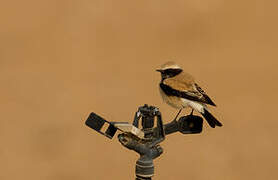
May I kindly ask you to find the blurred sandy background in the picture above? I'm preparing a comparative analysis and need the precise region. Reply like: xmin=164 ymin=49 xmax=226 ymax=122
xmin=1 ymin=0 xmax=278 ymax=179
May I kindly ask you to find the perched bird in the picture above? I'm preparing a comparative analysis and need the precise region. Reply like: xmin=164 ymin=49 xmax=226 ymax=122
xmin=156 ymin=61 xmax=222 ymax=128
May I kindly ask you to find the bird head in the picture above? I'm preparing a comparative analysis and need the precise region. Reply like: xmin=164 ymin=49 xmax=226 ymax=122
xmin=156 ymin=61 xmax=183 ymax=79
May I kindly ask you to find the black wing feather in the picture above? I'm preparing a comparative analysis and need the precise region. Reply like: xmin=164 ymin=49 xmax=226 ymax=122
xmin=194 ymin=83 xmax=216 ymax=106
xmin=160 ymin=82 xmax=216 ymax=106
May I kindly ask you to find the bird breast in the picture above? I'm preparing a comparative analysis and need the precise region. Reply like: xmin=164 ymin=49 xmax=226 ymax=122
xmin=159 ymin=87 xmax=184 ymax=109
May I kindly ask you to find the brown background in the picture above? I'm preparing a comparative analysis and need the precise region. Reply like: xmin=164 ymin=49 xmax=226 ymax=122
xmin=1 ymin=0 xmax=278 ymax=180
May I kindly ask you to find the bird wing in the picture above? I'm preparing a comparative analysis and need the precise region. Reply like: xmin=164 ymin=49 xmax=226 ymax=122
xmin=193 ymin=83 xmax=216 ymax=106
xmin=161 ymin=77 xmax=216 ymax=106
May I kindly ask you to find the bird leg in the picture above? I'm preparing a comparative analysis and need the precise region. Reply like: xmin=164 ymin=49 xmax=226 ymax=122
xmin=173 ymin=108 xmax=183 ymax=121
xmin=190 ymin=109 xmax=194 ymax=115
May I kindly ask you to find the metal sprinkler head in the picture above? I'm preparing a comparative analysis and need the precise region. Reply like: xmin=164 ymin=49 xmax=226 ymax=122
xmin=85 ymin=104 xmax=203 ymax=180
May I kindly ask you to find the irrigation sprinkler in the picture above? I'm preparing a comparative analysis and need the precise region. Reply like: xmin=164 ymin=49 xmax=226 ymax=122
xmin=85 ymin=104 xmax=203 ymax=179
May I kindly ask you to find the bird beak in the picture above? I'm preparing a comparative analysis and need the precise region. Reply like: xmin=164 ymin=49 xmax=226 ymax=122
xmin=156 ymin=69 xmax=163 ymax=72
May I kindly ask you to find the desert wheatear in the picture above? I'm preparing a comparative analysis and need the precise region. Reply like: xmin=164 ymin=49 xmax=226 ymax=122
xmin=156 ymin=61 xmax=222 ymax=128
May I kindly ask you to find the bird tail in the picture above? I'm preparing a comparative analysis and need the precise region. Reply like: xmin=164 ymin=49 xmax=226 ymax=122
xmin=201 ymin=109 xmax=223 ymax=128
